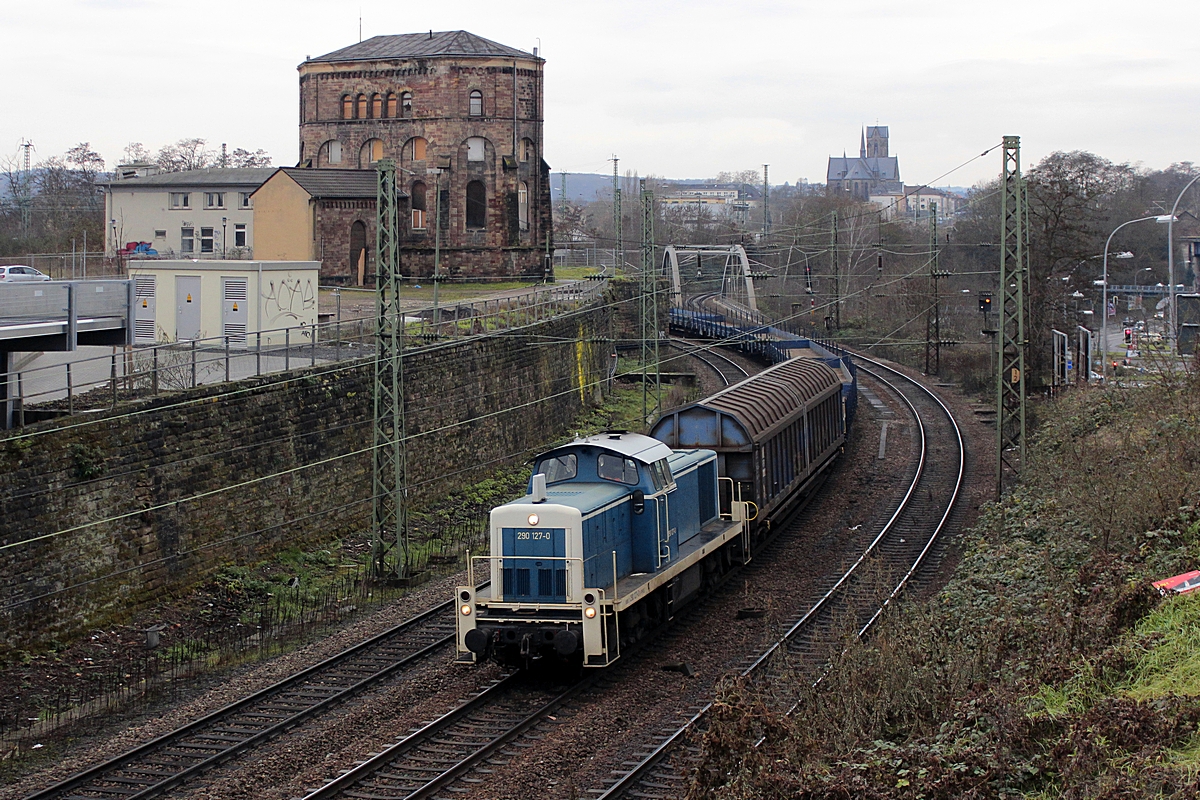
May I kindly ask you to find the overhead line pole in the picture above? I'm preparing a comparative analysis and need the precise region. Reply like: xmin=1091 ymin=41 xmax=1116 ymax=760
xmin=641 ymin=179 xmax=658 ymax=424
xmin=611 ymin=156 xmax=621 ymax=275
xmin=996 ymin=136 xmax=1029 ymax=499
xmin=372 ymin=160 xmax=409 ymax=580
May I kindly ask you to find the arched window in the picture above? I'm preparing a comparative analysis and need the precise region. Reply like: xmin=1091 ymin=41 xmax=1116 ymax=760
xmin=411 ymin=181 xmax=427 ymax=230
xmin=465 ymin=180 xmax=486 ymax=229
xmin=469 ymin=89 xmax=483 ymax=117
xmin=371 ymin=94 xmax=382 ymax=119
xmin=466 ymin=136 xmax=485 ymax=162
xmin=356 ymin=94 xmax=367 ymax=119
xmin=360 ymin=139 xmax=384 ymax=167
xmin=322 ymin=140 xmax=343 ymax=165
xmin=521 ymin=138 xmax=535 ymax=162
xmin=385 ymin=92 xmax=397 ymax=118
xmin=518 ymin=182 xmax=529 ymax=231
xmin=341 ymin=95 xmax=353 ymax=120
xmin=406 ymin=137 xmax=427 ymax=161
xmin=401 ymin=91 xmax=413 ymax=117
xmin=350 ymin=220 xmax=368 ymax=285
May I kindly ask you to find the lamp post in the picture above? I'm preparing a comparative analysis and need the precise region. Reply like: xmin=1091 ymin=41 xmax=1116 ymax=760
xmin=1168 ymin=174 xmax=1200 ymax=355
xmin=221 ymin=216 xmax=227 ymax=258
xmin=1101 ymin=216 xmax=1171 ymax=381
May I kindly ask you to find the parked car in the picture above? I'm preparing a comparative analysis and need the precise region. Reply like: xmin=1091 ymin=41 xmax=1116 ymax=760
xmin=0 ymin=265 xmax=51 ymax=282
xmin=1153 ymin=570 xmax=1200 ymax=596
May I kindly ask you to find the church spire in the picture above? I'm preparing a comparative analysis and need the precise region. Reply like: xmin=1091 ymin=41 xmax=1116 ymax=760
xmin=860 ymin=128 xmax=866 ymax=158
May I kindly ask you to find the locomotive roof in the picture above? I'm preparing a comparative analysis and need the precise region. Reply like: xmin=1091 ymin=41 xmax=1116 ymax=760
xmin=538 ymin=431 xmax=673 ymax=464
xmin=650 ymin=357 xmax=841 ymax=448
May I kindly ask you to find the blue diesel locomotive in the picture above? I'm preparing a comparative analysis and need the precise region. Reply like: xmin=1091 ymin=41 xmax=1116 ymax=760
xmin=456 ymin=354 xmax=852 ymax=669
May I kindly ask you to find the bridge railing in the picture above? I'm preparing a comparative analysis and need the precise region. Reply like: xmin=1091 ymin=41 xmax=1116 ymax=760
xmin=2 ymin=277 xmax=607 ymax=425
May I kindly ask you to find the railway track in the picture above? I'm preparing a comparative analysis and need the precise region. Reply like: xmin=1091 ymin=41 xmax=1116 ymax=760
xmin=667 ymin=337 xmax=749 ymax=386
xmin=301 ymin=672 xmax=589 ymax=799
xmin=24 ymin=598 xmax=463 ymax=800
xmin=591 ymin=355 xmax=966 ymax=799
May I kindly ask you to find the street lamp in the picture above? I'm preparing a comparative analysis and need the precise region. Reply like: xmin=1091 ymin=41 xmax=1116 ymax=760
xmin=1101 ymin=216 xmax=1172 ymax=381
xmin=221 ymin=216 xmax=227 ymax=258
xmin=1167 ymin=174 xmax=1200 ymax=354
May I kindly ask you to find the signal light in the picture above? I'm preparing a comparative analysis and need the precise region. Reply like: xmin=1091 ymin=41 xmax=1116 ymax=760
xmin=584 ymin=607 xmax=597 ymax=619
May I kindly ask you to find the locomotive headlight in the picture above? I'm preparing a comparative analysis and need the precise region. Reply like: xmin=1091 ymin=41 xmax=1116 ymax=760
xmin=460 ymin=604 xmax=472 ymax=616
xmin=584 ymin=607 xmax=597 ymax=619
xmin=527 ymin=513 xmax=539 ymax=526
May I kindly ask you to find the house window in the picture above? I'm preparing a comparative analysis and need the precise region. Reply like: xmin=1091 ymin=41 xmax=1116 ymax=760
xmin=234 ymin=223 xmax=247 ymax=248
xmin=204 ymin=192 xmax=225 ymax=209
xmin=401 ymin=91 xmax=413 ymax=117
xmin=200 ymin=227 xmax=214 ymax=253
xmin=521 ymin=138 xmax=535 ymax=162
xmin=341 ymin=95 xmax=353 ymax=119
xmin=170 ymin=192 xmax=190 ymax=209
xmin=406 ymin=137 xmax=427 ymax=161
xmin=323 ymin=140 xmax=343 ymax=165
xmin=518 ymin=182 xmax=529 ymax=231
xmin=385 ymin=92 xmax=397 ymax=117
xmin=154 ymin=229 xmax=166 ymax=239
xmin=181 ymin=227 xmax=194 ymax=253
xmin=356 ymin=94 xmax=367 ymax=119
xmin=361 ymin=139 xmax=384 ymax=167
xmin=465 ymin=180 xmax=486 ymax=229
xmin=371 ymin=93 xmax=382 ymax=118
xmin=411 ymin=181 xmax=427 ymax=229
xmin=466 ymin=137 xmax=485 ymax=162
xmin=239 ymin=192 xmax=253 ymax=209
xmin=469 ymin=89 xmax=483 ymax=117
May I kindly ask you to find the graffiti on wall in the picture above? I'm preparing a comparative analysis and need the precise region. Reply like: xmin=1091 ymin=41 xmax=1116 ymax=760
xmin=262 ymin=276 xmax=317 ymax=328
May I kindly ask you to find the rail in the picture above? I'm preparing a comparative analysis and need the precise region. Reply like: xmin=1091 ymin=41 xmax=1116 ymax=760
xmin=594 ymin=353 xmax=966 ymax=799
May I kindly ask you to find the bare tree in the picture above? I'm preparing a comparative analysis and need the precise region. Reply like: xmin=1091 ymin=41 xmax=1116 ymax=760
xmin=229 ymin=147 xmax=273 ymax=168
xmin=155 ymin=138 xmax=216 ymax=172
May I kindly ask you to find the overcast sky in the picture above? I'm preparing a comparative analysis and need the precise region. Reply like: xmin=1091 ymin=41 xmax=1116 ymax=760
xmin=3 ymin=0 xmax=1196 ymax=188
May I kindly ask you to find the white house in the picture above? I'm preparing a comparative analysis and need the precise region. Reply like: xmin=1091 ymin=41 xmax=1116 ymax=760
xmin=102 ymin=165 xmax=276 ymax=259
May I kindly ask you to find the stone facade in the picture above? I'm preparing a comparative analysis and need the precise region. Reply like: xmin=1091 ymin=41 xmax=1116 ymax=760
xmin=297 ymin=31 xmax=553 ymax=280
xmin=0 ymin=306 xmax=610 ymax=656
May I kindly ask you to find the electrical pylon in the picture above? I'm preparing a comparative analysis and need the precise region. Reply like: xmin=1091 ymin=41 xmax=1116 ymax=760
xmin=996 ymin=136 xmax=1029 ymax=498
xmin=372 ymin=159 xmax=409 ymax=580
xmin=640 ymin=179 xmax=659 ymax=423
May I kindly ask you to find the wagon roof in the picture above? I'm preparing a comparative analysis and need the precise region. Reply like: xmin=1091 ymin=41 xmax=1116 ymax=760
xmin=654 ymin=357 xmax=841 ymax=446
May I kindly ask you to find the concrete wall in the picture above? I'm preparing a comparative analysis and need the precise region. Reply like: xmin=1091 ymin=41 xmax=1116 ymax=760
xmin=0 ymin=306 xmax=611 ymax=656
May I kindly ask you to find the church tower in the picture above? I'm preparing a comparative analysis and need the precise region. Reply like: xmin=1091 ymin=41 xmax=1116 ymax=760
xmin=865 ymin=126 xmax=889 ymax=158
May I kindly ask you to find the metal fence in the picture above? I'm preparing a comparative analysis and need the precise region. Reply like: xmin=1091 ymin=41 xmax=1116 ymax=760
xmin=4 ymin=277 xmax=607 ymax=422
xmin=13 ymin=252 xmax=125 ymax=280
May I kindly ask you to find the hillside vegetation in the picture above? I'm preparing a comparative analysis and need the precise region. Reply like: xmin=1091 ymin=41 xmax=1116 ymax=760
xmin=694 ymin=370 xmax=1200 ymax=798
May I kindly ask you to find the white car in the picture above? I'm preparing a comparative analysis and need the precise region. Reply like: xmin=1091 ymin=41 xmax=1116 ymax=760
xmin=0 ymin=265 xmax=51 ymax=282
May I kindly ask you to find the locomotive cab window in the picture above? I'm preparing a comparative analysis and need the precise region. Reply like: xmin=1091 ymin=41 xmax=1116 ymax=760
xmin=597 ymin=454 xmax=639 ymax=485
xmin=649 ymin=458 xmax=674 ymax=491
xmin=539 ymin=454 xmax=577 ymax=483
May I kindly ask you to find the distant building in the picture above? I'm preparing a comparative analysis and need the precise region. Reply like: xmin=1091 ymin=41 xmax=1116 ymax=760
xmin=296 ymin=30 xmax=552 ymax=280
xmin=904 ymin=186 xmax=959 ymax=219
xmin=102 ymin=167 xmax=274 ymax=259
xmin=827 ymin=126 xmax=902 ymax=200
xmin=251 ymin=168 xmax=386 ymax=286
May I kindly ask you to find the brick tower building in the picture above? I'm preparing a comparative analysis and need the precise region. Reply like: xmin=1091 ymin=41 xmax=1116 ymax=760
xmin=297 ymin=31 xmax=552 ymax=279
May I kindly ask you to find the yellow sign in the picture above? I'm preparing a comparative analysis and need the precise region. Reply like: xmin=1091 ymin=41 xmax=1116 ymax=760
xmin=232 ymin=302 xmax=238 ymax=311
xmin=186 ymin=294 xmax=192 ymax=303
xmin=141 ymin=299 xmax=147 ymax=308
xmin=1011 ymin=367 xmax=1020 ymax=384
